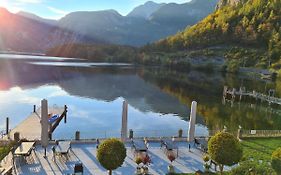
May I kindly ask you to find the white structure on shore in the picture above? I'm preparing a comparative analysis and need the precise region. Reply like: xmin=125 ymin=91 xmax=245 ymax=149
xmin=41 ymin=99 xmax=49 ymax=157
xmin=121 ymin=101 xmax=128 ymax=142
xmin=188 ymin=101 xmax=197 ymax=142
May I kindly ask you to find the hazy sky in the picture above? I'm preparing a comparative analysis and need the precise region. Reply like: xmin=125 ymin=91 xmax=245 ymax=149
xmin=0 ymin=0 xmax=191 ymax=19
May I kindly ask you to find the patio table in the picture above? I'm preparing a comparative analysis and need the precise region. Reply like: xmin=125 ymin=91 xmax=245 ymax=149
xmin=14 ymin=142 xmax=35 ymax=156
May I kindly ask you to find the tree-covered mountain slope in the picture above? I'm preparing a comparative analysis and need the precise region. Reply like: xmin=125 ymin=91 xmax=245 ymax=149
xmin=147 ymin=0 xmax=281 ymax=73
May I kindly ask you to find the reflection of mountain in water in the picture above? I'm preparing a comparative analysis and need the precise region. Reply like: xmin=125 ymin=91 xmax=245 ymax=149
xmin=2 ymin=57 xmax=280 ymax=130
xmin=140 ymin=68 xmax=281 ymax=130
xmin=0 ymin=59 xmax=189 ymax=119
xmin=58 ymin=72 xmax=189 ymax=117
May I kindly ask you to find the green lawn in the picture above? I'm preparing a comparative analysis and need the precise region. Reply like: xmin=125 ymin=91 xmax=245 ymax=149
xmin=170 ymin=137 xmax=281 ymax=175
xmin=241 ymin=137 xmax=281 ymax=164
xmin=0 ymin=141 xmax=16 ymax=161
xmin=0 ymin=146 xmax=10 ymax=160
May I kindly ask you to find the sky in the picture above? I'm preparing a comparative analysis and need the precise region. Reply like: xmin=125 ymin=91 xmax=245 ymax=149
xmin=0 ymin=0 xmax=191 ymax=19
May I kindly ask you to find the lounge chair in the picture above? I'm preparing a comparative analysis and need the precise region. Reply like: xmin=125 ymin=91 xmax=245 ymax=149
xmin=161 ymin=139 xmax=178 ymax=157
xmin=194 ymin=138 xmax=208 ymax=152
xmin=161 ymin=139 xmax=178 ymax=150
xmin=55 ymin=141 xmax=71 ymax=155
xmin=131 ymin=139 xmax=148 ymax=152
xmin=53 ymin=141 xmax=71 ymax=160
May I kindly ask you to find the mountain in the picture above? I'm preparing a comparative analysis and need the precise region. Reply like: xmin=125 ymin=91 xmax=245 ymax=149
xmin=17 ymin=11 xmax=57 ymax=26
xmin=149 ymin=0 xmax=219 ymax=29
xmin=58 ymin=10 xmax=124 ymax=44
xmin=216 ymin=0 xmax=245 ymax=9
xmin=57 ymin=0 xmax=219 ymax=46
xmin=153 ymin=0 xmax=281 ymax=49
xmin=144 ymin=0 xmax=281 ymax=74
xmin=127 ymin=1 xmax=165 ymax=19
xmin=0 ymin=8 xmax=98 ymax=52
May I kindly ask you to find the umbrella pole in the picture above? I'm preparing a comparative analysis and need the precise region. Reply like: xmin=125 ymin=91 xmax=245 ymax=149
xmin=44 ymin=147 xmax=47 ymax=158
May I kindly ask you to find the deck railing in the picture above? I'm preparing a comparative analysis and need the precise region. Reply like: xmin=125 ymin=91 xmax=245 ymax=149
xmin=241 ymin=130 xmax=281 ymax=138
xmin=52 ymin=129 xmax=210 ymax=141
xmin=0 ymin=130 xmax=5 ymax=139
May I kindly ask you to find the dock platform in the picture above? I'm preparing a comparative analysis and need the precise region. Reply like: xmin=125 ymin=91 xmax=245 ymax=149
xmin=223 ymin=86 xmax=281 ymax=106
xmin=4 ymin=106 xmax=67 ymax=141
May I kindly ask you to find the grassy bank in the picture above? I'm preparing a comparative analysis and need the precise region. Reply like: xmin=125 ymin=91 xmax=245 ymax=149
xmin=241 ymin=137 xmax=281 ymax=166
xmin=170 ymin=137 xmax=281 ymax=175
xmin=0 ymin=141 xmax=16 ymax=160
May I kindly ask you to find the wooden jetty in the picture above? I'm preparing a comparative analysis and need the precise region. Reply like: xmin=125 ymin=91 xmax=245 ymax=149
xmin=223 ymin=86 xmax=281 ymax=105
xmin=3 ymin=105 xmax=67 ymax=141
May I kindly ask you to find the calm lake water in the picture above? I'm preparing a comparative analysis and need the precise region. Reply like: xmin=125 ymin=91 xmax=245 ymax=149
xmin=0 ymin=54 xmax=281 ymax=139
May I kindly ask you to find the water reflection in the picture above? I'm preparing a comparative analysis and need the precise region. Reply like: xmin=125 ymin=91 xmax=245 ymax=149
xmin=0 ymin=55 xmax=280 ymax=139
xmin=140 ymin=68 xmax=281 ymax=131
xmin=0 ymin=58 xmax=206 ymax=139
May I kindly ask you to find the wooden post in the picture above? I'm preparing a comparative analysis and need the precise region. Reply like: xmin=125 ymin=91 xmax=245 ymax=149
xmin=6 ymin=117 xmax=9 ymax=135
xmin=75 ymin=131 xmax=80 ymax=140
xmin=239 ymin=87 xmax=243 ymax=101
xmin=64 ymin=105 xmax=67 ymax=123
xmin=231 ymin=88 xmax=236 ymax=100
xmin=223 ymin=86 xmax=228 ymax=97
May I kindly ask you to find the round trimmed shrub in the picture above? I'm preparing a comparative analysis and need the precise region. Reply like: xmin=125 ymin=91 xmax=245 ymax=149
xmin=208 ymin=132 xmax=243 ymax=173
xmin=97 ymin=138 xmax=126 ymax=175
xmin=272 ymin=147 xmax=281 ymax=174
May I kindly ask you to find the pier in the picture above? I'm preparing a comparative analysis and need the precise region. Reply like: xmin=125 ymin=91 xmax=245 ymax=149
xmin=3 ymin=105 xmax=67 ymax=141
xmin=223 ymin=86 xmax=281 ymax=106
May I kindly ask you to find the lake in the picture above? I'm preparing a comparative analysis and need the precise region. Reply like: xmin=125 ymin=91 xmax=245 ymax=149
xmin=0 ymin=54 xmax=281 ymax=139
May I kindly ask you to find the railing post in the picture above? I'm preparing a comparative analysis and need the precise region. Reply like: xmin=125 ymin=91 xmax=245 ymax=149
xmin=75 ymin=131 xmax=80 ymax=140
xmin=129 ymin=129 xmax=134 ymax=139
xmin=237 ymin=126 xmax=242 ymax=140
xmin=6 ymin=117 xmax=9 ymax=135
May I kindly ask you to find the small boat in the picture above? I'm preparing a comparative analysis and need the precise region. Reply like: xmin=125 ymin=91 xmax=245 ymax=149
xmin=48 ymin=114 xmax=60 ymax=123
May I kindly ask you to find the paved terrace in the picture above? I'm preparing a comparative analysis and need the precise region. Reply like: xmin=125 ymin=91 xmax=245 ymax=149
xmin=12 ymin=141 xmax=218 ymax=175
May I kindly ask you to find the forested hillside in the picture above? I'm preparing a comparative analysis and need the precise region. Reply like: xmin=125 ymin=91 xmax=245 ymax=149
xmin=146 ymin=0 xmax=281 ymax=73
xmin=47 ymin=44 xmax=138 ymax=63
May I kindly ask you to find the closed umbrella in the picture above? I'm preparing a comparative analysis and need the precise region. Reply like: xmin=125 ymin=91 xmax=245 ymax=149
xmin=188 ymin=101 xmax=197 ymax=142
xmin=121 ymin=101 xmax=128 ymax=142
xmin=41 ymin=99 xmax=49 ymax=158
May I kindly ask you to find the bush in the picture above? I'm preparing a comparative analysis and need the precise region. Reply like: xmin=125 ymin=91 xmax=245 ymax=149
xmin=271 ymin=147 xmax=281 ymax=174
xmin=208 ymin=132 xmax=243 ymax=173
xmin=230 ymin=161 xmax=274 ymax=175
xmin=135 ymin=156 xmax=142 ymax=165
xmin=96 ymin=138 xmax=126 ymax=175
xmin=0 ymin=141 xmax=17 ymax=161
xmin=203 ymin=155 xmax=210 ymax=162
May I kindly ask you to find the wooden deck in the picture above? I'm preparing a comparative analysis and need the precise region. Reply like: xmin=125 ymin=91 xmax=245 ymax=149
xmin=4 ymin=106 xmax=66 ymax=141
xmin=223 ymin=86 xmax=281 ymax=105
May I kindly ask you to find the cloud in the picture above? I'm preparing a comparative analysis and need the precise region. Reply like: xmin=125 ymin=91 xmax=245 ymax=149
xmin=0 ymin=87 xmax=41 ymax=105
xmin=17 ymin=0 xmax=42 ymax=3
xmin=0 ymin=0 xmax=42 ymax=13
xmin=47 ymin=6 xmax=68 ymax=15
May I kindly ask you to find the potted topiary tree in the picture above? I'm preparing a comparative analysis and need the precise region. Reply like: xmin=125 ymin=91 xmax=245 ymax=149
xmin=208 ymin=132 xmax=243 ymax=175
xmin=203 ymin=154 xmax=211 ymax=172
xmin=96 ymin=138 xmax=126 ymax=175
xmin=141 ymin=154 xmax=151 ymax=174
xmin=271 ymin=147 xmax=281 ymax=175
xmin=135 ymin=156 xmax=142 ymax=175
